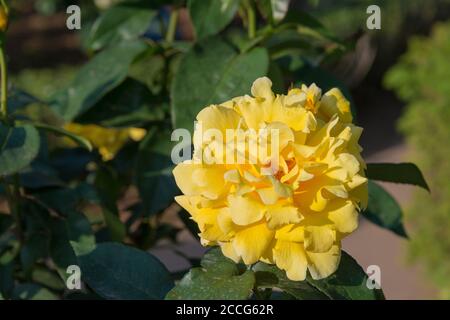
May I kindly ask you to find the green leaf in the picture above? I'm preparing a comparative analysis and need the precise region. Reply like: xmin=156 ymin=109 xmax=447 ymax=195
xmin=128 ymin=49 xmax=165 ymax=95
xmin=0 ymin=261 xmax=14 ymax=298
xmin=265 ymin=29 xmax=312 ymax=59
xmin=171 ymin=36 xmax=269 ymax=132
xmin=305 ymin=250 xmax=385 ymax=300
xmin=49 ymin=218 xmax=78 ymax=282
xmin=20 ymin=232 xmax=49 ymax=277
xmin=18 ymin=121 xmax=93 ymax=151
xmin=0 ymin=226 xmax=13 ymax=298
xmin=78 ymin=242 xmax=173 ymax=300
xmin=20 ymin=162 xmax=64 ymax=189
xmin=254 ymin=251 xmax=385 ymax=300
xmin=32 ymin=267 xmax=65 ymax=291
xmin=77 ymin=78 xmax=165 ymax=127
xmin=166 ymin=247 xmax=255 ymax=300
xmin=364 ymin=180 xmax=408 ymax=238
xmin=8 ymin=89 xmax=41 ymax=113
xmin=86 ymin=3 xmax=155 ymax=51
xmin=253 ymin=263 xmax=330 ymax=299
xmin=50 ymin=41 xmax=147 ymax=121
xmin=12 ymin=283 xmax=58 ymax=300
xmin=67 ymin=211 xmax=96 ymax=257
xmin=266 ymin=10 xmax=347 ymax=63
xmin=200 ymin=247 xmax=239 ymax=273
xmin=267 ymin=60 xmax=285 ymax=93
xmin=224 ymin=29 xmax=265 ymax=53
xmin=49 ymin=209 xmax=95 ymax=282
xmin=0 ymin=232 xmax=20 ymax=265
xmin=366 ymin=162 xmax=429 ymax=191
xmin=94 ymin=165 xmax=126 ymax=242
xmin=281 ymin=9 xmax=342 ymax=44
xmin=258 ymin=0 xmax=291 ymax=23
xmin=0 ymin=124 xmax=40 ymax=176
xmin=20 ymin=201 xmax=52 ymax=276
xmin=136 ymin=129 xmax=179 ymax=216
xmin=0 ymin=213 xmax=12 ymax=235
xmin=102 ymin=210 xmax=127 ymax=242
xmin=188 ymin=0 xmax=239 ymax=39
xmin=38 ymin=186 xmax=93 ymax=214
xmin=37 ymin=187 xmax=96 ymax=267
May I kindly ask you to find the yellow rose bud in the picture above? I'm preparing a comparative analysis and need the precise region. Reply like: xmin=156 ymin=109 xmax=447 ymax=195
xmin=63 ymin=123 xmax=146 ymax=161
xmin=173 ymin=77 xmax=367 ymax=281
xmin=128 ymin=127 xmax=147 ymax=141
xmin=0 ymin=7 xmax=8 ymax=32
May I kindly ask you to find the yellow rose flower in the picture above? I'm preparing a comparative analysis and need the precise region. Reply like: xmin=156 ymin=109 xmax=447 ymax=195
xmin=63 ymin=123 xmax=147 ymax=161
xmin=173 ymin=77 xmax=367 ymax=281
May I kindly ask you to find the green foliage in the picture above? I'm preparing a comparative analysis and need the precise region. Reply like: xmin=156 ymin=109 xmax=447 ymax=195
xmin=29 ymin=122 xmax=93 ymax=151
xmin=11 ymin=66 xmax=77 ymax=101
xmin=364 ymin=181 xmax=408 ymax=238
xmin=94 ymin=165 xmax=127 ymax=242
xmin=77 ymin=242 xmax=173 ymax=299
xmin=365 ymin=162 xmax=431 ymax=238
xmin=135 ymin=129 xmax=178 ymax=216
xmin=86 ymin=2 xmax=156 ymax=51
xmin=299 ymin=250 xmax=384 ymax=300
xmin=384 ymin=21 xmax=450 ymax=297
xmin=188 ymin=0 xmax=240 ymax=39
xmin=167 ymin=247 xmax=255 ymax=300
xmin=367 ymin=163 xmax=429 ymax=191
xmin=12 ymin=283 xmax=58 ymax=300
xmin=50 ymin=40 xmax=148 ymax=121
xmin=307 ymin=0 xmax=450 ymax=39
xmin=169 ymin=248 xmax=384 ymax=300
xmin=254 ymin=251 xmax=384 ymax=300
xmin=8 ymin=89 xmax=41 ymax=114
xmin=0 ymin=125 xmax=40 ymax=176
xmin=254 ymin=262 xmax=330 ymax=299
xmin=171 ymin=36 xmax=269 ymax=131
xmin=78 ymin=78 xmax=165 ymax=127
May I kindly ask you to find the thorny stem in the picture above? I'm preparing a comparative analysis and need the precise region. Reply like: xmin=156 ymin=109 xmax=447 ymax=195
xmin=0 ymin=47 xmax=7 ymax=119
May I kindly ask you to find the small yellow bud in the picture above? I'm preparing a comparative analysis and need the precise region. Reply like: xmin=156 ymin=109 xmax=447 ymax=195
xmin=128 ymin=128 xmax=147 ymax=141
xmin=0 ymin=7 xmax=8 ymax=32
